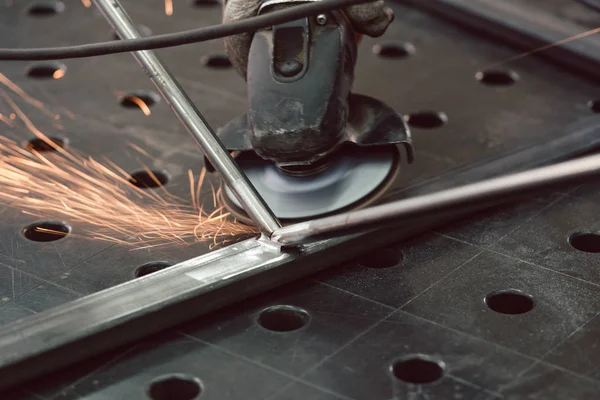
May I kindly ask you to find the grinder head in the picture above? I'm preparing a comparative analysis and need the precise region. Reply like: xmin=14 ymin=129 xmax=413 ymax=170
xmin=215 ymin=0 xmax=415 ymax=223
xmin=217 ymin=0 xmax=414 ymax=167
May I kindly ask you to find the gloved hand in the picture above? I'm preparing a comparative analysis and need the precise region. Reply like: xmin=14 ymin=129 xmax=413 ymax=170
xmin=222 ymin=0 xmax=394 ymax=79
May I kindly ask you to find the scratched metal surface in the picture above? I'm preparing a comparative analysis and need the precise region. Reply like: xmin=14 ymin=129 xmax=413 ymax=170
xmin=0 ymin=0 xmax=599 ymax=399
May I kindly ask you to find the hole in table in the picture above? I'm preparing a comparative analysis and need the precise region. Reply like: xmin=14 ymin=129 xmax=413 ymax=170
xmin=23 ymin=221 xmax=71 ymax=242
xmin=25 ymin=62 xmax=66 ymax=80
xmin=589 ymin=99 xmax=600 ymax=113
xmin=391 ymin=354 xmax=446 ymax=385
xmin=25 ymin=137 xmax=66 ymax=152
xmin=27 ymin=0 xmax=65 ymax=16
xmin=147 ymin=374 xmax=203 ymax=400
xmin=569 ymin=232 xmax=600 ymax=253
xmin=257 ymin=305 xmax=310 ymax=332
xmin=201 ymin=53 xmax=232 ymax=69
xmin=372 ymin=42 xmax=415 ymax=59
xmin=135 ymin=261 xmax=174 ymax=278
xmin=191 ymin=0 xmax=220 ymax=7
xmin=485 ymin=289 xmax=534 ymax=314
xmin=475 ymin=69 xmax=519 ymax=86
xmin=357 ymin=248 xmax=403 ymax=269
xmin=112 ymin=24 xmax=152 ymax=40
xmin=405 ymin=111 xmax=447 ymax=129
xmin=120 ymin=91 xmax=160 ymax=115
xmin=129 ymin=170 xmax=169 ymax=189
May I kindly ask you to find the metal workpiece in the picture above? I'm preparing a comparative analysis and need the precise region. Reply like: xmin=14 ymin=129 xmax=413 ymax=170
xmin=1 ymin=116 xmax=599 ymax=390
xmin=93 ymin=0 xmax=281 ymax=236
xmin=272 ymin=151 xmax=600 ymax=245
xmin=273 ymin=116 xmax=600 ymax=244
xmin=2 ymin=1 xmax=600 ymax=398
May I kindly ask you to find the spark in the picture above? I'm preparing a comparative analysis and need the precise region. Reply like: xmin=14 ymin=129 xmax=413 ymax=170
xmin=165 ymin=0 xmax=173 ymax=16
xmin=52 ymin=69 xmax=65 ymax=80
xmin=0 ymin=74 xmax=256 ymax=250
xmin=0 ymin=114 xmax=14 ymax=127
xmin=0 ymin=136 xmax=258 ymax=250
xmin=81 ymin=0 xmax=92 ymax=7
xmin=0 ymin=72 xmax=61 ymax=120
xmin=486 ymin=26 xmax=600 ymax=68
xmin=124 ymin=95 xmax=152 ymax=116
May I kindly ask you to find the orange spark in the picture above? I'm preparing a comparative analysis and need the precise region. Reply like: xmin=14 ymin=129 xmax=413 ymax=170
xmin=52 ymin=69 xmax=65 ymax=80
xmin=487 ymin=26 xmax=600 ymax=68
xmin=81 ymin=0 xmax=92 ymax=7
xmin=0 ymin=72 xmax=60 ymax=120
xmin=0 ymin=136 xmax=257 ymax=250
xmin=0 ymin=114 xmax=14 ymax=127
xmin=165 ymin=0 xmax=173 ymax=16
xmin=0 ymin=67 xmax=254 ymax=251
xmin=125 ymin=96 xmax=152 ymax=116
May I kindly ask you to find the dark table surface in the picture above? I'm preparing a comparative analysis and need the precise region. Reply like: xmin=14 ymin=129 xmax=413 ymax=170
xmin=0 ymin=0 xmax=600 ymax=398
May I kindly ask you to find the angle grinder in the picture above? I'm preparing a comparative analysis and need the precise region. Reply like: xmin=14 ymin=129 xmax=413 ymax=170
xmin=212 ymin=0 xmax=415 ymax=225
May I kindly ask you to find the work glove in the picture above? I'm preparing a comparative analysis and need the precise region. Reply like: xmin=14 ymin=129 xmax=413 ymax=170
xmin=222 ymin=0 xmax=395 ymax=79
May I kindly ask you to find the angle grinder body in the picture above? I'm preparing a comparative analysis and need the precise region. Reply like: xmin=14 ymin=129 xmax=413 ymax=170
xmin=213 ymin=0 xmax=415 ymax=224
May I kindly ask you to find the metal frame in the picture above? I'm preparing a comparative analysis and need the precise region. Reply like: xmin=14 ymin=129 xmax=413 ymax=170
xmin=95 ymin=0 xmax=281 ymax=236
xmin=1 ymin=115 xmax=600 ymax=390
xmin=1 ymin=0 xmax=600 ymax=391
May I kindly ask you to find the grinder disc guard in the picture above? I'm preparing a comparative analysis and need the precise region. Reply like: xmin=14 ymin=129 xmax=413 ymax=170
xmin=222 ymin=145 xmax=400 ymax=223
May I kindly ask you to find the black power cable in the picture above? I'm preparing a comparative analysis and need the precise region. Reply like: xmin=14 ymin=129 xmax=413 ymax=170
xmin=0 ymin=0 xmax=372 ymax=61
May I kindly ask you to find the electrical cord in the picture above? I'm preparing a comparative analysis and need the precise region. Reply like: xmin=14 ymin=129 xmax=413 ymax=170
xmin=0 ymin=0 xmax=373 ymax=61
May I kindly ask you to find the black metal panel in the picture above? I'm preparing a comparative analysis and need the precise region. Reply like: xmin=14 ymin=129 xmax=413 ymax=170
xmin=0 ymin=0 xmax=599 ymax=399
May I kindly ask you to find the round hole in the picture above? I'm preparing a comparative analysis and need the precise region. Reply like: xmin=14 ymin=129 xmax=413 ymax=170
xmin=568 ymin=232 xmax=600 ymax=253
xmin=201 ymin=53 xmax=232 ymax=69
xmin=484 ymin=289 xmax=535 ymax=315
xmin=129 ymin=170 xmax=169 ymax=189
xmin=26 ymin=0 xmax=65 ymax=16
xmin=257 ymin=305 xmax=310 ymax=332
xmin=25 ymin=137 xmax=66 ymax=152
xmin=405 ymin=111 xmax=448 ymax=129
xmin=391 ymin=354 xmax=446 ymax=385
xmin=475 ymin=69 xmax=519 ymax=86
xmin=147 ymin=374 xmax=202 ymax=400
xmin=112 ymin=24 xmax=152 ymax=40
xmin=135 ymin=261 xmax=174 ymax=278
xmin=372 ymin=42 xmax=415 ymax=59
xmin=191 ymin=0 xmax=220 ymax=7
xmin=23 ymin=221 xmax=71 ymax=242
xmin=588 ymin=100 xmax=600 ymax=114
xmin=120 ymin=91 xmax=160 ymax=109
xmin=357 ymin=248 xmax=403 ymax=269
xmin=25 ymin=62 xmax=66 ymax=80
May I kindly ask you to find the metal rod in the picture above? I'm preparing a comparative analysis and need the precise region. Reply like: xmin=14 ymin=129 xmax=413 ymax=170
xmin=0 ymin=117 xmax=599 ymax=391
xmin=272 ymin=151 xmax=600 ymax=244
xmin=93 ymin=0 xmax=281 ymax=235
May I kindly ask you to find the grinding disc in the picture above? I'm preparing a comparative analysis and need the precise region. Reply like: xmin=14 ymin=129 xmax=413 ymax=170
xmin=221 ymin=145 xmax=400 ymax=224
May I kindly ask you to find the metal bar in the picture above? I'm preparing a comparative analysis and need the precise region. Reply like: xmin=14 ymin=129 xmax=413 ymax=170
xmin=93 ymin=0 xmax=281 ymax=235
xmin=272 ymin=151 xmax=600 ymax=245
xmin=400 ymin=0 xmax=600 ymax=82
xmin=0 ymin=117 xmax=599 ymax=391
